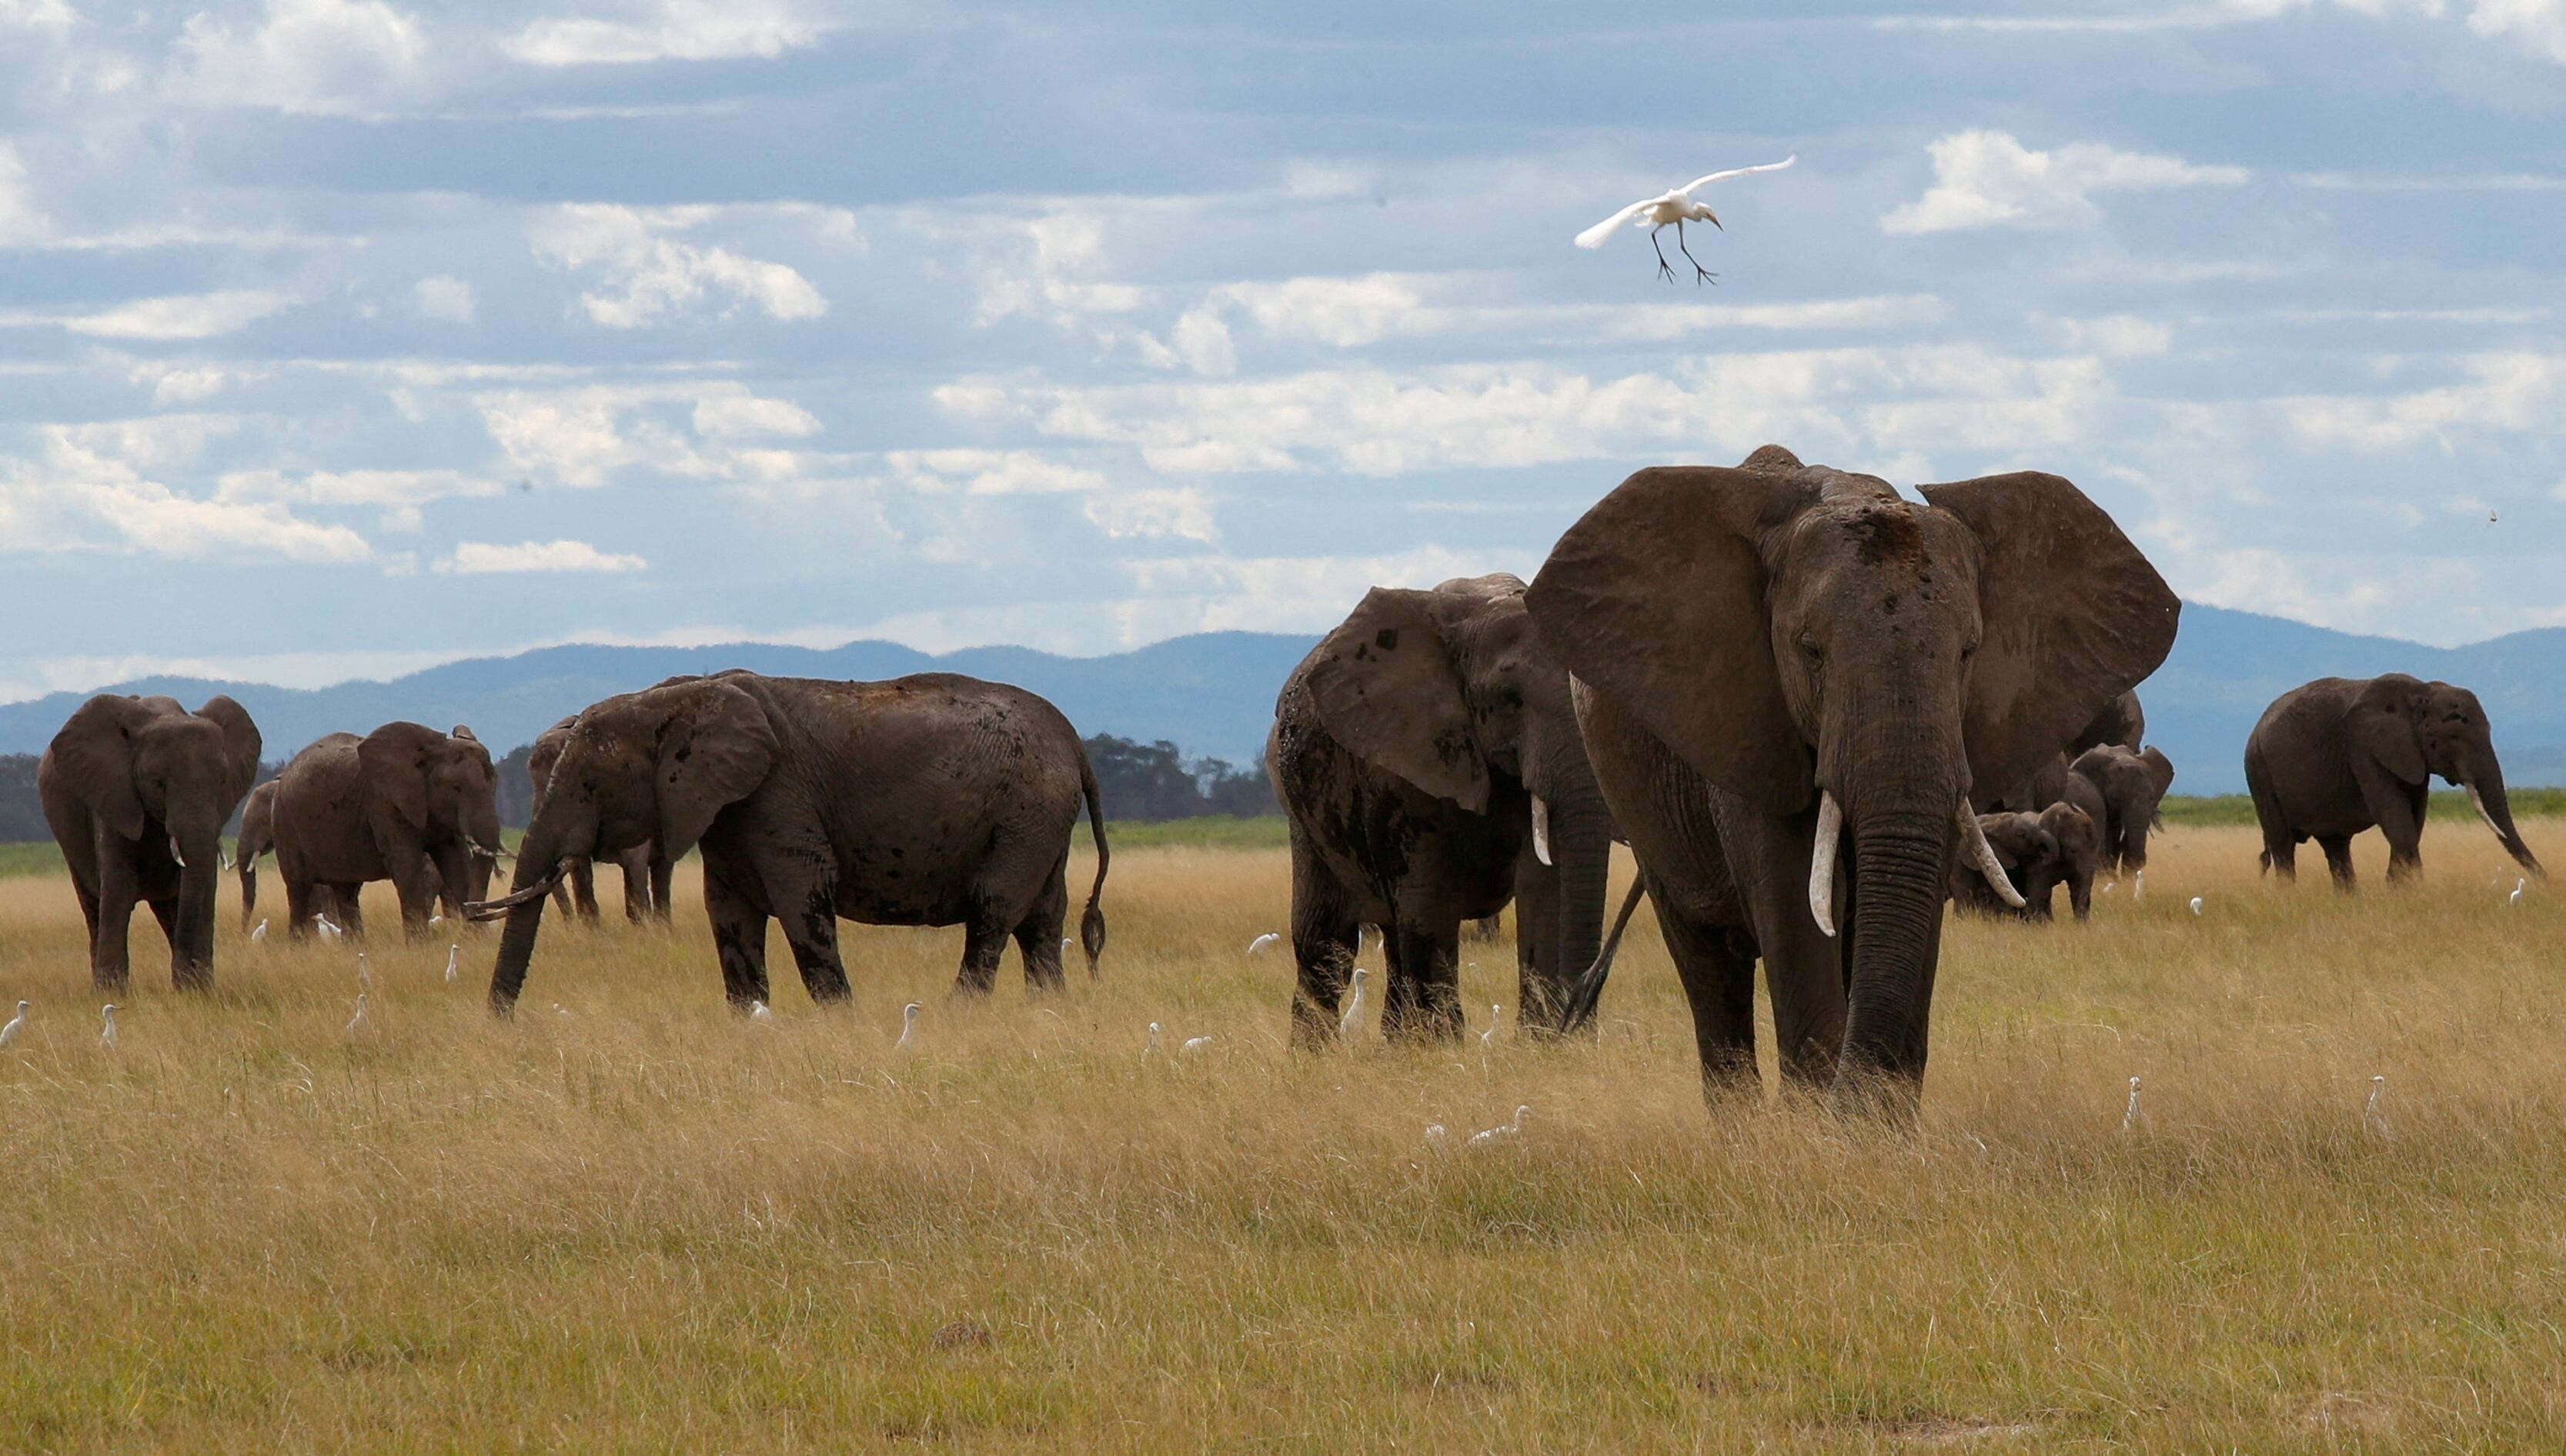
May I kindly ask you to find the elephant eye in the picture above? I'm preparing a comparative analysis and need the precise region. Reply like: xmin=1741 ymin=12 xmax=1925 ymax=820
xmin=1796 ymin=632 xmax=1823 ymax=663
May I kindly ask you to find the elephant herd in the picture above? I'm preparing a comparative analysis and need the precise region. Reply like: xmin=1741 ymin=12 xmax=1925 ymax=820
xmin=28 ymin=448 xmax=2547 ymax=1112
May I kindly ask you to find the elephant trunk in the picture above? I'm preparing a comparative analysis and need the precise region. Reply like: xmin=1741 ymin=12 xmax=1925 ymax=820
xmin=483 ymin=820 xmax=569 ymax=1014
xmin=238 ymin=857 xmax=259 ymax=933
xmin=2461 ymin=749 xmax=2543 ymax=878
xmin=1833 ymin=796 xmax=1957 ymax=1097
xmin=1531 ymin=786 xmax=1613 ymax=1034
xmin=171 ymin=816 xmax=223 ymax=990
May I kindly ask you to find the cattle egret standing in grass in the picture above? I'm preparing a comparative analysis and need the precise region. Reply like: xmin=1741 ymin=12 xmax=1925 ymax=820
xmin=250 ymin=919 xmax=268 ymax=943
xmin=1573 ymin=155 xmax=1797 ymax=284
xmin=1425 ymin=1123 xmax=1448 ymax=1147
xmin=750 ymin=1000 xmax=774 ymax=1024
xmin=356 ymin=952 xmax=370 ymax=989
xmin=1482 ymin=1003 xmax=1502 ymax=1052
xmin=2364 ymin=1074 xmax=2389 ymax=1136
xmin=1182 ymin=1034 xmax=1215 ymax=1055
xmin=346 ymin=993 xmax=368 ymax=1037
xmin=1338 ymin=967 xmax=1370 ymax=1042
xmin=2189 ymin=897 xmax=2203 ymax=916
xmin=1144 ymin=1021 xmax=1163 ymax=1065
xmin=100 ymin=1004 xmax=119 ymax=1049
xmin=2133 ymin=870 xmax=2146 ymax=902
xmin=443 ymin=943 xmax=459 ymax=983
xmin=895 ymin=1002 xmax=920 ymax=1052
xmin=314 ymin=913 xmax=342 ymax=943
xmin=2513 ymin=877 xmax=2528 ymax=907
xmin=1468 ymin=1104 xmax=1531 ymax=1148
xmin=2122 ymin=1076 xmax=2143 ymax=1133
xmin=0 ymin=1000 xmax=25 ymax=1049
xmin=1246 ymin=932 xmax=1280 ymax=957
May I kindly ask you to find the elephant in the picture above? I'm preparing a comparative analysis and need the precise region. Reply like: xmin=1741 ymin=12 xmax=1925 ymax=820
xmin=2244 ymin=673 xmax=2544 ymax=888
xmin=1951 ymin=803 xmax=2100 ymax=921
xmin=237 ymin=778 xmax=276 ymax=931
xmin=469 ymin=670 xmax=1110 ymax=1013
xmin=1980 ymin=691 xmax=2144 ymax=812
xmin=1268 ymin=574 xmax=1615 ymax=1046
xmin=1525 ymin=446 xmax=2179 ymax=1101
xmin=2073 ymin=690 xmax=2145 ymax=756
xmin=2067 ymin=743 xmax=2175 ymax=883
xmin=527 ymin=714 xmax=669 ymax=925
xmin=270 ymin=722 xmax=503 ymax=942
xmin=40 ymin=693 xmax=262 ymax=990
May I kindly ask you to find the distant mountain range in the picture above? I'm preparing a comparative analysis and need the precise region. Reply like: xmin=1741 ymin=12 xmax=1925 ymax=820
xmin=0 ymin=606 xmax=2557 ymax=795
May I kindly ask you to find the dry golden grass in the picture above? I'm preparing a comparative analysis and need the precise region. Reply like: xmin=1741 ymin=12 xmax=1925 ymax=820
xmin=2 ymin=820 xmax=2564 ymax=1451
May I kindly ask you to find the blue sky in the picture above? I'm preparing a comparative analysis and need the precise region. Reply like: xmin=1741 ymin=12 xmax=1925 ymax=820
xmin=1 ymin=0 xmax=2561 ymax=703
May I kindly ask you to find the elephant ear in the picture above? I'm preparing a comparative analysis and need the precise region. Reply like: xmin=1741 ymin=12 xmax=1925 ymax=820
xmin=50 ymin=696 xmax=147 ymax=841
xmin=1302 ymin=587 xmax=1488 ymax=811
xmin=358 ymin=722 xmax=443 ymax=830
xmin=198 ymin=696 xmax=262 ymax=810
xmin=1526 ymin=466 xmax=1820 ymax=813
xmin=651 ymin=679 xmax=779 ymax=858
xmin=1919 ymin=472 xmax=2180 ymax=805
xmin=2348 ymin=676 xmax=2428 ymax=785
xmin=2140 ymin=745 xmax=2174 ymax=796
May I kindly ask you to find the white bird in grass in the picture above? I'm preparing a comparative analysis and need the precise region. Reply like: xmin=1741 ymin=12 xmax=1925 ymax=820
xmin=1246 ymin=932 xmax=1281 ymax=957
xmin=313 ymin=913 xmax=342 ymax=943
xmin=552 ymin=1004 xmax=571 ymax=1019
xmin=346 ymin=993 xmax=368 ymax=1037
xmin=1574 ymin=155 xmax=1798 ymax=284
xmin=895 ymin=1001 xmax=920 ymax=1053
xmin=99 ymin=1004 xmax=119 ymax=1049
xmin=2121 ymin=1075 xmax=2144 ymax=1133
xmin=0 ymin=1000 xmax=25 ymax=1049
xmin=443 ymin=943 xmax=459 ymax=983
xmin=2133 ymin=869 xmax=2146 ymax=902
xmin=2512 ymin=877 xmax=2528 ymax=907
xmin=356 ymin=951 xmax=370 ymax=989
xmin=2189 ymin=897 xmax=2203 ymax=917
xmin=1338 ymin=967 xmax=1371 ymax=1042
xmin=1482 ymin=1003 xmax=1502 ymax=1053
xmin=2364 ymin=1074 xmax=2389 ymax=1137
xmin=1143 ymin=1021 xmax=1163 ymax=1065
xmin=750 ymin=1000 xmax=775 ymax=1024
xmin=1182 ymin=1034 xmax=1215 ymax=1056
xmin=250 ymin=919 xmax=268 ymax=943
xmin=1468 ymin=1104 xmax=1531 ymax=1148
xmin=1425 ymin=1124 xmax=1448 ymax=1148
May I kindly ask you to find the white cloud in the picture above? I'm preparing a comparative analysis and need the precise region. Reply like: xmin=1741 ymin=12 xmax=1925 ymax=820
xmin=174 ymin=0 xmax=429 ymax=117
xmin=1883 ymin=130 xmax=2248 ymax=235
xmin=0 ymin=1 xmax=77 ymax=29
xmin=0 ymin=143 xmax=48 ymax=246
xmin=477 ymin=379 xmax=831 ymax=487
xmin=1217 ymin=274 xmax=1427 ymax=349
xmin=413 ymin=276 xmax=476 ymax=323
xmin=503 ymin=0 xmax=844 ymax=66
xmin=2284 ymin=352 xmax=2564 ymax=449
xmin=692 ymin=392 xmax=820 ymax=439
xmin=2468 ymin=0 xmax=2566 ymax=60
xmin=436 ymin=539 xmax=647 ymax=574
xmin=530 ymin=204 xmax=830 ymax=328
xmin=62 ymin=290 xmax=294 ymax=342
xmin=1085 ymin=486 xmax=1217 ymax=543
xmin=2 ymin=423 xmax=372 ymax=563
xmin=882 ymin=449 xmax=1112 ymax=496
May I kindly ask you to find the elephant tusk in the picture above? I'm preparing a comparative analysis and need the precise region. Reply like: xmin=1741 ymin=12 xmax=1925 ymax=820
xmin=168 ymin=837 xmax=186 ymax=870
xmin=1809 ymin=790 xmax=1843 ymax=937
xmin=1957 ymin=798 xmax=2027 ymax=909
xmin=463 ymin=864 xmax=566 ymax=921
xmin=1530 ymin=795 xmax=1552 ymax=867
xmin=2466 ymin=783 xmax=2506 ymax=841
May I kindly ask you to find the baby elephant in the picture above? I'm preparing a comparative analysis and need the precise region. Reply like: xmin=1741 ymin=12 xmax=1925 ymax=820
xmin=1952 ymin=803 xmax=2101 ymax=922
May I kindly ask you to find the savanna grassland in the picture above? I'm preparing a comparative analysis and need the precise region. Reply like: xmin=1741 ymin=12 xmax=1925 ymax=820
xmin=3 ymin=817 xmax=2564 ymax=1452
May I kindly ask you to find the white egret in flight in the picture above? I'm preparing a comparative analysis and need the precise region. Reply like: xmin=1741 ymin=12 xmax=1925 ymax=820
xmin=1574 ymin=155 xmax=1797 ymax=284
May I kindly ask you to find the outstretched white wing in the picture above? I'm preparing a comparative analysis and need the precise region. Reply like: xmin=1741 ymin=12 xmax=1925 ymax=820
xmin=1675 ymin=154 xmax=1797 ymax=196
xmin=1574 ymin=197 xmax=1658 ymax=249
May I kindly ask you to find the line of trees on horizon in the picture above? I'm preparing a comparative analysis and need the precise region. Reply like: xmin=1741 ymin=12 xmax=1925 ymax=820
xmin=0 ymin=733 xmax=1278 ymax=845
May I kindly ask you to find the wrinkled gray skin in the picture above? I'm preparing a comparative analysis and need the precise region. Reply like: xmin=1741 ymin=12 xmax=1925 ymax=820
xmin=237 ymin=778 xmax=276 ymax=931
xmin=1953 ymin=803 xmax=2100 ymax=921
xmin=2245 ymin=674 xmax=2543 ymax=888
xmin=475 ymin=671 xmax=1110 ymax=1013
xmin=41 ymin=694 xmax=262 ymax=991
xmin=1269 ymin=575 xmax=1615 ymax=1045
xmin=1526 ymin=446 xmax=2179 ymax=1105
xmin=529 ymin=714 xmax=669 ymax=926
xmin=2069 ymin=743 xmax=2174 ymax=877
xmin=272 ymin=723 xmax=503 ymax=943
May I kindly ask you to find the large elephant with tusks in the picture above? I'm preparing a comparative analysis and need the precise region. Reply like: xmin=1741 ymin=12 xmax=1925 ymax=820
xmin=1527 ymin=446 xmax=2179 ymax=1109
xmin=471 ymin=671 xmax=1111 ymax=1011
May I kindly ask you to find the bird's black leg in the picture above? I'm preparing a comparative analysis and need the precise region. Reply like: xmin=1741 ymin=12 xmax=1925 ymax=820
xmin=1649 ymin=227 xmax=1676 ymax=284
xmin=1676 ymin=220 xmax=1717 ymax=286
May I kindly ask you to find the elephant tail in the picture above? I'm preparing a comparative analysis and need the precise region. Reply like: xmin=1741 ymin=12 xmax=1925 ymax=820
xmin=1077 ymin=746 xmax=1110 ymax=978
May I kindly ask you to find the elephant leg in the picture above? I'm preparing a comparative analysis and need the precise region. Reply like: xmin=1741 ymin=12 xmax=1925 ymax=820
xmin=336 ymin=887 xmax=368 ymax=941
xmin=1286 ymin=834 xmax=1362 ymax=1050
xmin=2264 ymin=836 xmax=2297 ymax=883
xmin=1511 ymin=851 xmax=1562 ymax=1030
xmin=569 ymin=857 xmax=601 ymax=924
xmin=147 ymin=894 xmax=181 ymax=953
xmin=1713 ymin=808 xmax=1846 ymax=1089
xmin=753 ymin=853 xmax=850 ymax=1004
xmin=282 ymin=877 xmax=314 ymax=940
xmin=700 ymin=854 xmax=771 ymax=1010
xmin=951 ymin=894 xmax=1014 ymax=997
xmin=1009 ymin=850 xmax=1071 ymax=993
xmin=2068 ymin=867 xmax=2093 ymax=922
xmin=2319 ymin=836 xmax=2357 ymax=891
xmin=89 ymin=833 xmax=137 ymax=993
xmin=2381 ymin=790 xmax=2427 ymax=883
xmin=1381 ymin=918 xmax=1463 ymax=1044
xmin=1651 ymin=892 xmax=1759 ymax=1091
xmin=649 ymin=855 xmax=674 ymax=925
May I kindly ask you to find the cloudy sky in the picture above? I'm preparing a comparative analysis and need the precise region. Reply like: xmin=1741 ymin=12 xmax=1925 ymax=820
xmin=2 ymin=0 xmax=2562 ymax=701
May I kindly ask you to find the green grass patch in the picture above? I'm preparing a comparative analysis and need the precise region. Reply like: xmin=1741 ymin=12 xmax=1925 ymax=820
xmin=2160 ymin=787 xmax=2566 ymax=828
xmin=1095 ymin=813 xmax=1288 ymax=850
